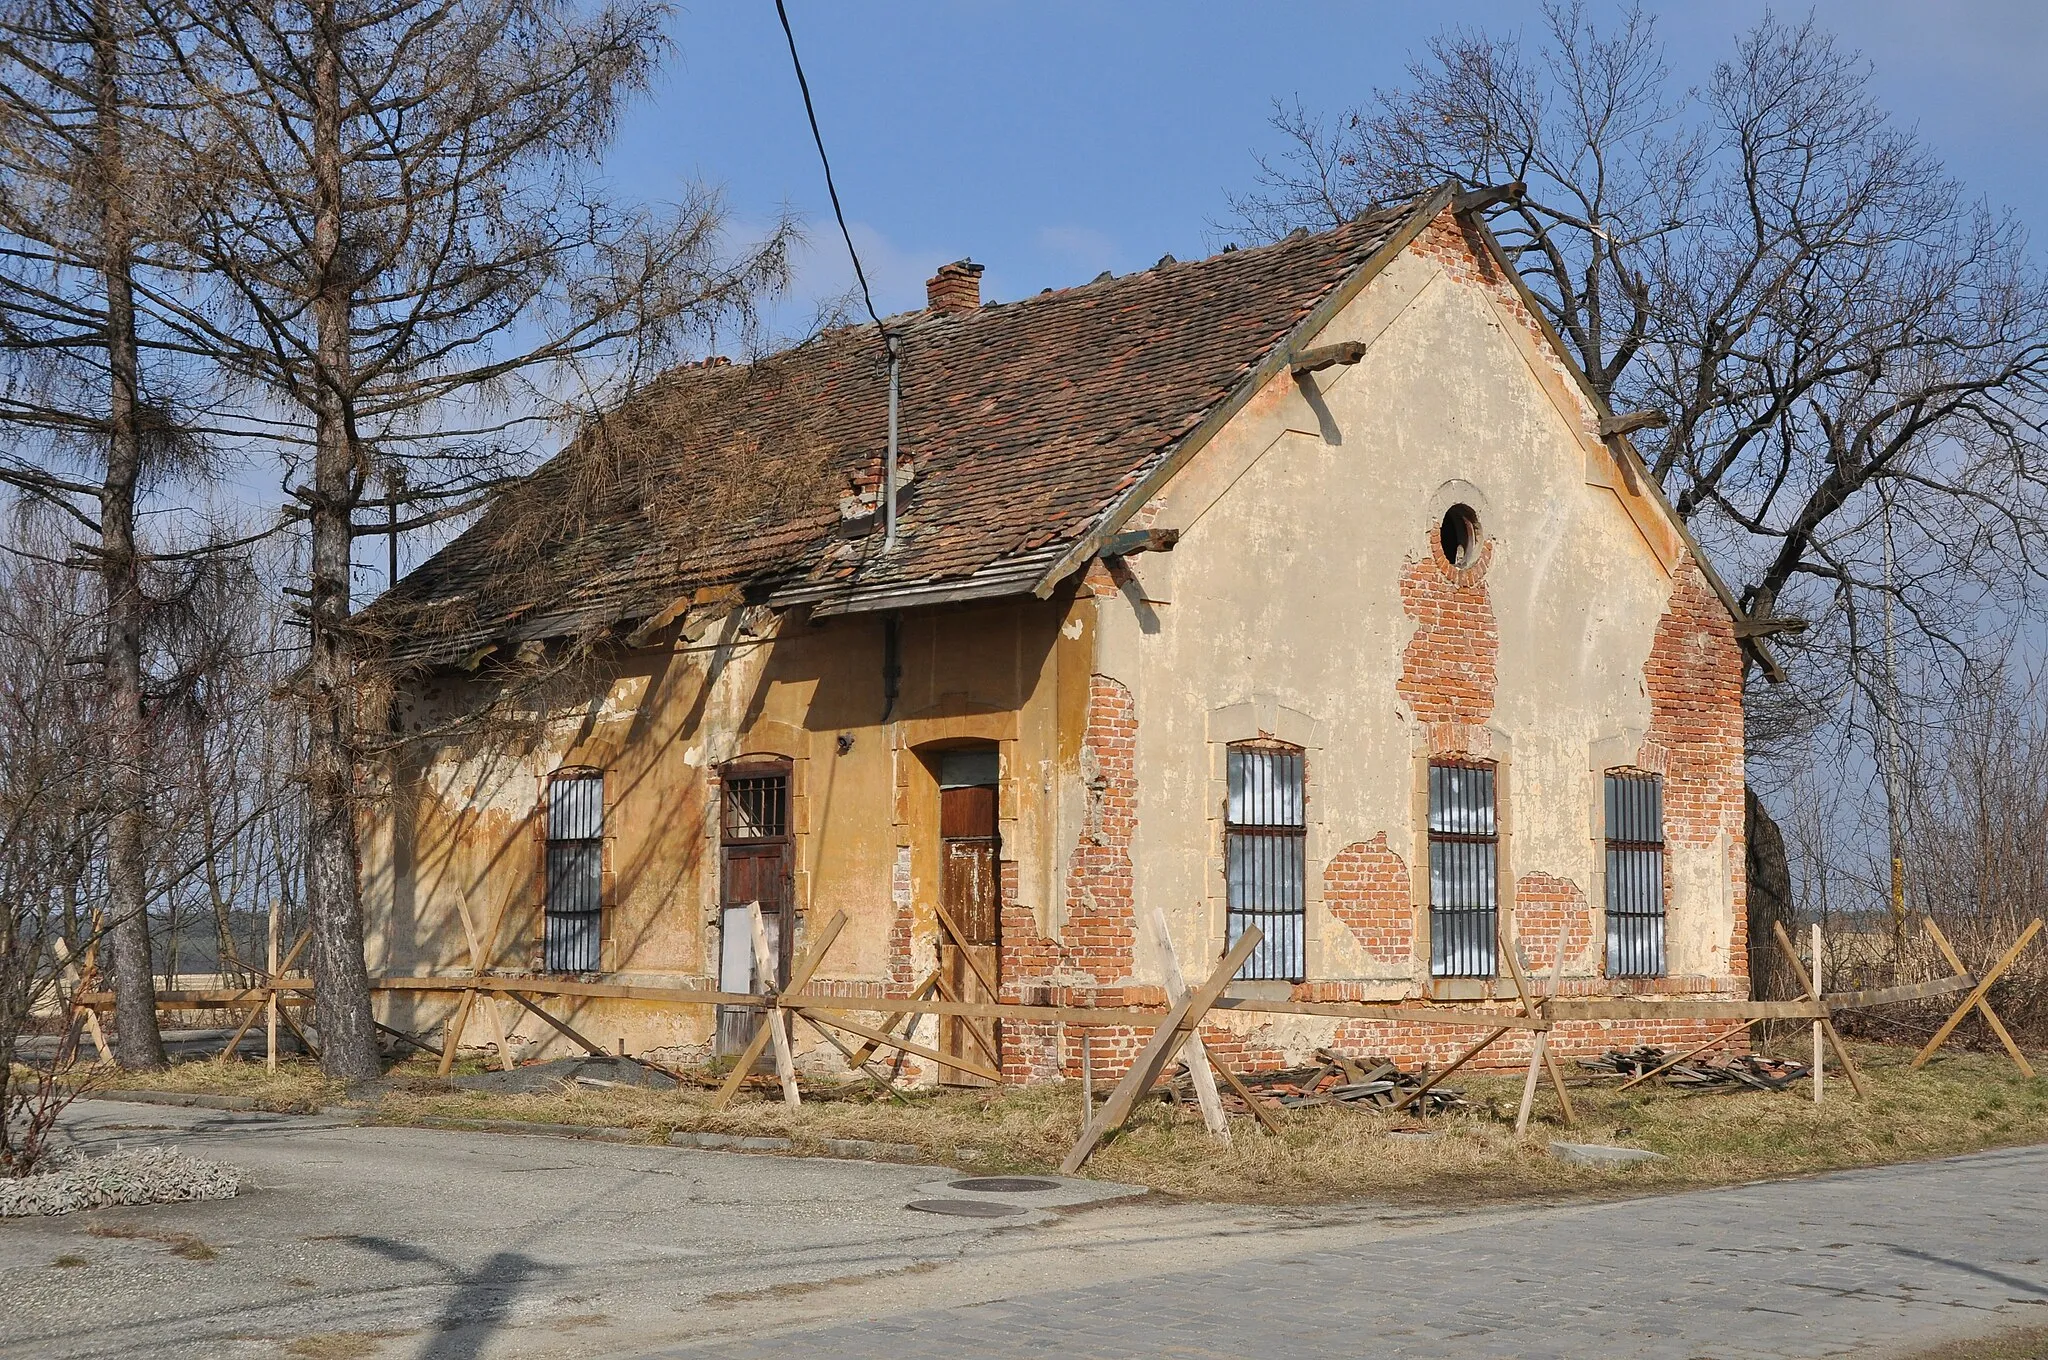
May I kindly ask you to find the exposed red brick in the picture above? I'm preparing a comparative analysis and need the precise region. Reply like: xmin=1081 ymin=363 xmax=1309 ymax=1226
xmin=1642 ymin=552 xmax=1749 ymax=980
xmin=1398 ymin=530 xmax=1498 ymax=755
xmin=1514 ymin=872 xmax=1595 ymax=973
xmin=1323 ymin=835 xmax=1413 ymax=966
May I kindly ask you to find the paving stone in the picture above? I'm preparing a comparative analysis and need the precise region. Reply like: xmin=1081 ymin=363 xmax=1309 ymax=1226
xmin=651 ymin=1147 xmax=2048 ymax=1360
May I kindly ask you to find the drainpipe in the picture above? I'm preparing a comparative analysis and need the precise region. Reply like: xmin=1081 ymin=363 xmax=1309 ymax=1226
xmin=884 ymin=332 xmax=901 ymax=552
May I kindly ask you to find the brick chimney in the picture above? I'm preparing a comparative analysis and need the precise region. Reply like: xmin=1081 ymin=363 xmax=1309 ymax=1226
xmin=925 ymin=259 xmax=984 ymax=314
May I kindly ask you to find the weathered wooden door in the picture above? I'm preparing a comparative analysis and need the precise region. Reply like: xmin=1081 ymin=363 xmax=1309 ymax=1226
xmin=938 ymin=776 xmax=1000 ymax=1085
xmin=715 ymin=769 xmax=792 ymax=1056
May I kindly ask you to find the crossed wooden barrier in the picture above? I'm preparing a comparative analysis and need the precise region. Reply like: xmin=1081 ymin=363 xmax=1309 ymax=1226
xmin=71 ymin=909 xmax=2042 ymax=1169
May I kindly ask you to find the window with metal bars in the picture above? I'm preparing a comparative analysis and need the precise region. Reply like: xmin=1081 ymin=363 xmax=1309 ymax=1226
xmin=1605 ymin=772 xmax=1666 ymax=976
xmin=1429 ymin=761 xmax=1497 ymax=977
xmin=722 ymin=774 xmax=788 ymax=842
xmin=1225 ymin=744 xmax=1306 ymax=981
xmin=544 ymin=773 xmax=603 ymax=972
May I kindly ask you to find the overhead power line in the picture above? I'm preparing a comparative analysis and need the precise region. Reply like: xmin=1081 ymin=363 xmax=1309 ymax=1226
xmin=773 ymin=0 xmax=889 ymax=341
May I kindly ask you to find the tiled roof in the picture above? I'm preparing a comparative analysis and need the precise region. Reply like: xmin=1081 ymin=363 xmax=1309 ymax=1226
xmin=363 ymin=198 xmax=1428 ymax=667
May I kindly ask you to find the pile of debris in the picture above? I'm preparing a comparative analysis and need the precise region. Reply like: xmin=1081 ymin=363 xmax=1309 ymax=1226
xmin=1580 ymin=1046 xmax=1811 ymax=1093
xmin=1165 ymin=1048 xmax=1466 ymax=1115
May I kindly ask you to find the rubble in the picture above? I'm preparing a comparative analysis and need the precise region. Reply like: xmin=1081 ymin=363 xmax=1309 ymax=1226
xmin=1579 ymin=1046 xmax=1811 ymax=1092
xmin=1164 ymin=1049 xmax=1467 ymax=1116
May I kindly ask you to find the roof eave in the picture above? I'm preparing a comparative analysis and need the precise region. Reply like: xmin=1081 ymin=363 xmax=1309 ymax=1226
xmin=1027 ymin=183 xmax=1461 ymax=600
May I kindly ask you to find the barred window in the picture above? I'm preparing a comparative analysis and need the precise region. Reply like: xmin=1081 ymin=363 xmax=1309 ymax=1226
xmin=1226 ymin=745 xmax=1305 ymax=981
xmin=1605 ymin=772 xmax=1666 ymax=977
xmin=1429 ymin=761 xmax=1497 ymax=977
xmin=544 ymin=773 xmax=603 ymax=972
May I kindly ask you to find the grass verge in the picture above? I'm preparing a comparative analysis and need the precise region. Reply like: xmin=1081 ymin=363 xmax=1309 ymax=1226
xmin=67 ymin=1042 xmax=2048 ymax=1207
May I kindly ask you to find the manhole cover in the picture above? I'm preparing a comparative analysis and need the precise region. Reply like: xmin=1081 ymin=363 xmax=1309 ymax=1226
xmin=905 ymin=1198 xmax=1030 ymax=1218
xmin=947 ymin=1177 xmax=1062 ymax=1194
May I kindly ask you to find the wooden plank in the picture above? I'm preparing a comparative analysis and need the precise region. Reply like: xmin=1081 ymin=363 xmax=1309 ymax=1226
xmin=503 ymin=989 xmax=609 ymax=1058
xmin=794 ymin=1013 xmax=907 ymax=1101
xmin=1205 ymin=1048 xmax=1282 ymax=1137
xmin=52 ymin=936 xmax=110 ymax=1063
xmin=1546 ymin=998 xmax=1821 ymax=1021
xmin=1812 ymin=923 xmax=1825 ymax=1104
xmin=1617 ymin=1018 xmax=1760 ymax=1092
xmin=438 ymin=987 xmax=479 ymax=1078
xmin=266 ymin=904 xmax=280 ymax=1072
xmin=1505 ymin=935 xmax=1544 ymax=1137
xmin=929 ymin=898 xmax=1004 ymax=1081
xmin=1922 ymin=917 xmax=2033 ymax=1078
xmin=846 ymin=970 xmax=938 ymax=1067
xmin=1060 ymin=928 xmax=1263 ymax=1176
xmin=798 ymin=1009 xmax=1003 ymax=1084
xmin=1146 ymin=909 xmax=1229 ymax=1140
xmin=1823 ymin=975 xmax=1976 ymax=1009
xmin=711 ymin=911 xmax=847 ymax=1111
xmin=374 ymin=1019 xmax=442 ymax=1058
xmin=930 ymin=968 xmax=1005 ymax=1075
xmin=751 ymin=903 xmax=802 ymax=1109
xmin=1388 ymin=1027 xmax=1513 ymax=1114
xmin=216 ymin=1001 xmax=268 ymax=1063
xmin=1911 ymin=918 xmax=2044 ymax=1072
xmin=1771 ymin=921 xmax=1866 ymax=1097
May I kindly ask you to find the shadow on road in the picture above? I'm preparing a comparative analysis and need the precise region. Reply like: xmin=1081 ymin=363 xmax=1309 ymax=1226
xmin=1890 ymin=1245 xmax=2048 ymax=1300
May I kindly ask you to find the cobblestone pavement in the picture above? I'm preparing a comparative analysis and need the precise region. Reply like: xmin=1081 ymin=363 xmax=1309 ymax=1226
xmin=651 ymin=1146 xmax=2048 ymax=1360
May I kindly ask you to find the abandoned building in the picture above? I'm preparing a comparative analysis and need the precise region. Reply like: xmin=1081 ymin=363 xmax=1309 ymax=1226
xmin=361 ymin=182 xmax=1767 ymax=1081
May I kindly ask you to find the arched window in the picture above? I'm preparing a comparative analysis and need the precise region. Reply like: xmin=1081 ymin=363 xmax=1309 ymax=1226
xmin=544 ymin=771 xmax=604 ymax=971
xmin=1226 ymin=743 xmax=1306 ymax=981
xmin=1605 ymin=772 xmax=1666 ymax=976
xmin=1429 ymin=760 xmax=1497 ymax=977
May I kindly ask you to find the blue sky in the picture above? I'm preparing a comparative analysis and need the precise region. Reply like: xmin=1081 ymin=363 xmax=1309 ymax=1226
xmin=606 ymin=1 xmax=2048 ymax=332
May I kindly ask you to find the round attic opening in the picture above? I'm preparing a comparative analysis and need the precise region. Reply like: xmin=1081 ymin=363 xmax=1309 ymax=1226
xmin=1439 ymin=503 xmax=1481 ymax=568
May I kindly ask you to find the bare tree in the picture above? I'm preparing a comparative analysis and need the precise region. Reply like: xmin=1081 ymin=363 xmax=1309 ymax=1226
xmin=137 ymin=0 xmax=792 ymax=1077
xmin=0 ymin=512 xmax=114 ymax=1170
xmin=1229 ymin=4 xmax=2048 ymax=738
xmin=0 ymin=0 xmax=243 ymax=1068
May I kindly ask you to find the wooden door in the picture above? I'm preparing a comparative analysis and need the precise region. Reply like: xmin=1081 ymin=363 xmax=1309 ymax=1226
xmin=939 ymin=782 xmax=1000 ymax=1085
xmin=715 ymin=770 xmax=792 ymax=1057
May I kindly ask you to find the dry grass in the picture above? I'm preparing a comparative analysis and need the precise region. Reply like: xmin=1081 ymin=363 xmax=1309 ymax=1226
xmin=280 ymin=1331 xmax=416 ymax=1360
xmin=1896 ymin=1323 xmax=2048 ymax=1360
xmin=89 ymin=1043 xmax=2048 ymax=1207
xmin=86 ymin=1223 xmax=218 ymax=1260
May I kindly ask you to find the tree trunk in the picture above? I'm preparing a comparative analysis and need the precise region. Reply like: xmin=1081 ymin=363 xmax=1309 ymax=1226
xmin=93 ymin=0 xmax=164 ymax=1070
xmin=1744 ymin=785 xmax=1796 ymax=1002
xmin=302 ymin=0 xmax=379 ymax=1081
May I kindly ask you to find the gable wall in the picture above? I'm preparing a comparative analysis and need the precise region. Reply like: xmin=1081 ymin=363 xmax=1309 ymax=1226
xmin=1087 ymin=209 xmax=1746 ymax=1065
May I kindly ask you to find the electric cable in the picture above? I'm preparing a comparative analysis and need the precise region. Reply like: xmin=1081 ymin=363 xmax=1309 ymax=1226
xmin=773 ymin=0 xmax=890 ymax=343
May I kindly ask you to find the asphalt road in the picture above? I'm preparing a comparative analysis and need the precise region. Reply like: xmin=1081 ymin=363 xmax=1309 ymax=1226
xmin=4 ymin=1099 xmax=2045 ymax=1359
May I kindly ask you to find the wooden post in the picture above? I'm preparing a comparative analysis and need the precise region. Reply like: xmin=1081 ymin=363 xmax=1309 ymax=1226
xmin=750 ymin=903 xmax=801 ymax=1109
xmin=1146 ymin=909 xmax=1229 ymax=1141
xmin=1770 ymin=921 xmax=1866 ymax=1097
xmin=1922 ymin=917 xmax=2032 ymax=1078
xmin=711 ymin=910 xmax=846 ymax=1110
xmin=438 ymin=987 xmax=477 ymax=1078
xmin=1911 ymin=918 xmax=2044 ymax=1071
xmin=1818 ymin=925 xmax=1835 ymax=1106
xmin=266 ymin=900 xmax=280 ymax=1073
xmin=52 ymin=936 xmax=111 ymax=1064
xmin=1060 ymin=928 xmax=1262 ymax=1176
xmin=1081 ymin=1031 xmax=1094 ymax=1110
